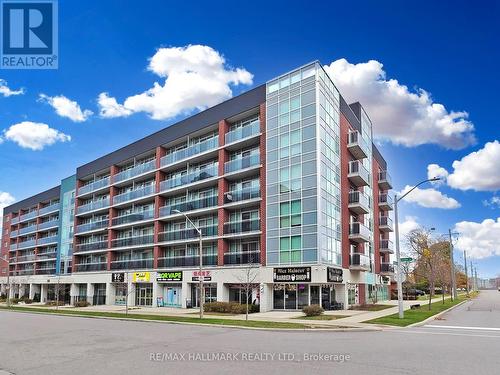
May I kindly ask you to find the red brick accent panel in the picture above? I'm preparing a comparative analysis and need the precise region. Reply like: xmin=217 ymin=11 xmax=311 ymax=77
xmin=217 ymin=178 xmax=229 ymax=266
xmin=259 ymin=103 xmax=266 ymax=266
xmin=358 ymin=283 xmax=366 ymax=304
xmin=0 ymin=213 xmax=11 ymax=277
xmin=372 ymin=158 xmax=381 ymax=273
xmin=339 ymin=113 xmax=351 ymax=269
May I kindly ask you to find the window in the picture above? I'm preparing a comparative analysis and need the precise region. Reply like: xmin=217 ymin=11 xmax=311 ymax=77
xmin=279 ymin=165 xmax=301 ymax=193
xmin=279 ymin=130 xmax=301 ymax=159
xmin=279 ymin=235 xmax=302 ymax=264
xmin=280 ymin=200 xmax=301 ymax=228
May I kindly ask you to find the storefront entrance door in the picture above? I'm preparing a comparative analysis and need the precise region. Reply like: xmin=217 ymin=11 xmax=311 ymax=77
xmin=135 ymin=284 xmax=152 ymax=306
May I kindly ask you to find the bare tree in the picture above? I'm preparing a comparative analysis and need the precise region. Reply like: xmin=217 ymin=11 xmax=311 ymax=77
xmin=234 ymin=256 xmax=259 ymax=321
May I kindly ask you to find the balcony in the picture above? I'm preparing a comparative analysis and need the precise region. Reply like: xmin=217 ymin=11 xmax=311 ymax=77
xmin=158 ymin=225 xmax=218 ymax=242
xmin=110 ymin=258 xmax=153 ymax=270
xmin=380 ymin=263 xmax=395 ymax=274
xmin=113 ymin=185 xmax=155 ymax=205
xmin=224 ymin=186 xmax=260 ymax=204
xmin=159 ymin=196 xmax=218 ymax=217
xmin=9 ymin=243 xmax=17 ymax=251
xmin=157 ymin=255 xmax=217 ymax=268
xmin=75 ymin=220 xmax=108 ymax=234
xmin=224 ymin=154 xmax=260 ymax=174
xmin=78 ymin=177 xmax=110 ymax=196
xmin=348 ymin=191 xmax=370 ymax=215
xmin=111 ymin=234 xmax=154 ymax=248
xmin=348 ymin=222 xmax=370 ymax=243
xmin=347 ymin=130 xmax=369 ymax=160
xmin=17 ymin=269 xmax=36 ymax=275
xmin=36 ymin=268 xmax=56 ymax=275
xmin=223 ymin=251 xmax=260 ymax=265
xmin=10 ymin=229 xmax=19 ymax=237
xmin=112 ymin=210 xmax=154 ymax=226
xmin=113 ymin=160 xmax=156 ymax=184
xmin=37 ymin=251 xmax=58 ymax=260
xmin=379 ymin=239 xmax=394 ymax=254
xmin=37 ymin=235 xmax=58 ymax=246
xmin=160 ymin=165 xmax=218 ymax=191
xmin=348 ymin=160 xmax=370 ymax=187
xmin=39 ymin=203 xmax=60 ymax=216
xmin=378 ymin=193 xmax=393 ymax=211
xmin=74 ymin=262 xmax=107 ymax=272
xmin=378 ymin=171 xmax=392 ymax=190
xmin=225 ymin=120 xmax=260 ymax=145
xmin=39 ymin=219 xmax=60 ymax=231
xmin=379 ymin=216 xmax=393 ymax=232
xmin=19 ymin=224 xmax=37 ymax=235
xmin=223 ymin=219 xmax=260 ymax=235
xmin=19 ymin=211 xmax=37 ymax=222
xmin=161 ymin=137 xmax=219 ymax=167
xmin=17 ymin=239 xmax=36 ymax=249
xmin=74 ymin=240 xmax=108 ymax=253
xmin=77 ymin=198 xmax=110 ymax=215
xmin=11 ymin=216 xmax=19 ymax=225
xmin=15 ymin=254 xmax=36 ymax=262
xmin=350 ymin=253 xmax=371 ymax=271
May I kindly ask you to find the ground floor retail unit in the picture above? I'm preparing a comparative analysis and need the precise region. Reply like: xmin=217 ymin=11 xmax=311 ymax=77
xmin=1 ymin=266 xmax=391 ymax=311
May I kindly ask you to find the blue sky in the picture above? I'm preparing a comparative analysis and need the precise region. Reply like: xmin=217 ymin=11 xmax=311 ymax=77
xmin=1 ymin=0 xmax=499 ymax=277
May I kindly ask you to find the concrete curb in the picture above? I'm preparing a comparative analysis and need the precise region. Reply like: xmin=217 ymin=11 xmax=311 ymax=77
xmin=407 ymin=299 xmax=470 ymax=328
xmin=0 ymin=308 xmax=383 ymax=333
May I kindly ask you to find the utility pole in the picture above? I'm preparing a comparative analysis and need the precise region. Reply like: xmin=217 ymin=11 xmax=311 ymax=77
xmin=464 ymin=250 xmax=469 ymax=297
xmin=448 ymin=229 xmax=457 ymax=300
xmin=474 ymin=268 xmax=478 ymax=291
xmin=470 ymin=262 xmax=474 ymax=291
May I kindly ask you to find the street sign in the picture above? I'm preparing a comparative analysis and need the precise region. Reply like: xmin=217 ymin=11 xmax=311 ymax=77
xmin=400 ymin=257 xmax=414 ymax=262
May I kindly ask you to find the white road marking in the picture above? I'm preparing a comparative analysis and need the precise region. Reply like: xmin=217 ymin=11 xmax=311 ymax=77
xmin=424 ymin=325 xmax=500 ymax=331
xmin=392 ymin=330 xmax=500 ymax=339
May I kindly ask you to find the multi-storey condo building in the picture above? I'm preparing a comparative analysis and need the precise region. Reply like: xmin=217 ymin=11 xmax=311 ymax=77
xmin=1 ymin=62 xmax=393 ymax=311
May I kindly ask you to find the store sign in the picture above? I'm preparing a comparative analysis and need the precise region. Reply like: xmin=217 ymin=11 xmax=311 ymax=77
xmin=273 ymin=267 xmax=311 ymax=282
xmin=157 ymin=271 xmax=183 ymax=282
xmin=111 ymin=273 xmax=125 ymax=283
xmin=327 ymin=267 xmax=343 ymax=283
xmin=192 ymin=270 xmax=211 ymax=281
xmin=132 ymin=272 xmax=150 ymax=283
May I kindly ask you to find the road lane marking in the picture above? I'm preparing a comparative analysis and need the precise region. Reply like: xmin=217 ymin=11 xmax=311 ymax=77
xmin=391 ymin=330 xmax=500 ymax=339
xmin=425 ymin=325 xmax=500 ymax=331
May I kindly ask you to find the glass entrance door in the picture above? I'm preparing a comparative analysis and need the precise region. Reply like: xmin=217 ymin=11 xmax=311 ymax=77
xmin=135 ymin=283 xmax=152 ymax=306
xmin=284 ymin=284 xmax=297 ymax=309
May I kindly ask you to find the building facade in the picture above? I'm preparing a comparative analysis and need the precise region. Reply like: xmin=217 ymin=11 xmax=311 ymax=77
xmin=1 ymin=62 xmax=393 ymax=311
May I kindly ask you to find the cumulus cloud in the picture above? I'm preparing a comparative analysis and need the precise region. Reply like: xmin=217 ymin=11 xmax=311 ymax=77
xmin=98 ymin=44 xmax=253 ymax=120
xmin=39 ymin=94 xmax=93 ymax=122
xmin=324 ymin=59 xmax=476 ymax=149
xmin=454 ymin=218 xmax=500 ymax=259
xmin=0 ymin=79 xmax=24 ymax=97
xmin=398 ymin=185 xmax=460 ymax=209
xmin=427 ymin=163 xmax=449 ymax=185
xmin=3 ymin=121 xmax=71 ymax=150
xmin=399 ymin=216 xmax=421 ymax=238
xmin=483 ymin=196 xmax=500 ymax=209
xmin=0 ymin=191 xmax=15 ymax=241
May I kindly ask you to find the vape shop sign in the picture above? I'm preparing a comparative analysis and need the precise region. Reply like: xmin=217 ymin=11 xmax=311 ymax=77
xmin=273 ymin=267 xmax=311 ymax=282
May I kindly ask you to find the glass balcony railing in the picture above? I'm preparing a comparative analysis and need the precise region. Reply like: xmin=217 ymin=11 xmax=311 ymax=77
xmin=17 ymin=239 xmax=36 ymax=249
xmin=38 ymin=219 xmax=60 ymax=230
xmin=348 ymin=191 xmax=370 ymax=212
xmin=224 ymin=186 xmax=260 ymax=203
xmin=113 ymin=160 xmax=156 ymax=183
xmin=113 ymin=185 xmax=156 ymax=205
xmin=77 ymin=198 xmax=110 ymax=214
xmin=347 ymin=130 xmax=369 ymax=159
xmin=37 ymin=251 xmax=58 ymax=260
xmin=223 ymin=251 xmax=260 ymax=265
xmin=112 ymin=210 xmax=154 ymax=226
xmin=380 ymin=239 xmax=394 ymax=252
xmin=17 ymin=269 xmax=36 ymax=275
xmin=348 ymin=160 xmax=370 ymax=186
xmin=78 ymin=177 xmax=111 ymax=196
xmin=110 ymin=259 xmax=154 ymax=270
xmin=349 ymin=222 xmax=371 ymax=241
xmin=223 ymin=219 xmax=260 ymax=234
xmin=225 ymin=120 xmax=260 ymax=144
xmin=38 ymin=235 xmax=58 ymax=245
xmin=39 ymin=203 xmax=60 ymax=216
xmin=9 ymin=243 xmax=17 ymax=251
xmin=157 ymin=255 xmax=217 ymax=268
xmin=161 ymin=137 xmax=219 ymax=167
xmin=350 ymin=253 xmax=371 ymax=268
xmin=160 ymin=165 xmax=218 ymax=191
xmin=159 ymin=195 xmax=218 ymax=217
xmin=158 ymin=225 xmax=218 ymax=242
xmin=11 ymin=216 xmax=19 ymax=225
xmin=19 ymin=211 xmax=37 ymax=222
xmin=111 ymin=234 xmax=154 ymax=248
xmin=10 ymin=230 xmax=19 ymax=237
xmin=15 ymin=254 xmax=36 ymax=262
xmin=74 ymin=263 xmax=107 ymax=272
xmin=380 ymin=263 xmax=395 ymax=273
xmin=19 ymin=225 xmax=37 ymax=235
xmin=75 ymin=220 xmax=108 ymax=234
xmin=74 ymin=241 xmax=108 ymax=253
xmin=224 ymin=154 xmax=260 ymax=173
xmin=37 ymin=267 xmax=57 ymax=275
xmin=379 ymin=193 xmax=393 ymax=207
xmin=379 ymin=216 xmax=393 ymax=229
xmin=378 ymin=171 xmax=392 ymax=188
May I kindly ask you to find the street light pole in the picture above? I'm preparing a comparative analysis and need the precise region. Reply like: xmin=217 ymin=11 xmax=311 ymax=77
xmin=448 ymin=229 xmax=458 ymax=300
xmin=173 ymin=209 xmax=203 ymax=319
xmin=464 ymin=250 xmax=469 ymax=297
xmin=394 ymin=177 xmax=441 ymax=319
xmin=1 ymin=255 xmax=10 ymax=307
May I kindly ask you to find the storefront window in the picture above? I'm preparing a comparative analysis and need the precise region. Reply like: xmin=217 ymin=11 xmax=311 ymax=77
xmin=114 ymin=284 xmax=127 ymax=305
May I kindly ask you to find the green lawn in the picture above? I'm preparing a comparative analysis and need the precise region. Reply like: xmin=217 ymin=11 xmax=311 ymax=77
xmin=293 ymin=315 xmax=348 ymax=320
xmin=365 ymin=296 xmax=468 ymax=327
xmin=0 ymin=305 xmax=308 ymax=329
xmin=350 ymin=304 xmax=394 ymax=312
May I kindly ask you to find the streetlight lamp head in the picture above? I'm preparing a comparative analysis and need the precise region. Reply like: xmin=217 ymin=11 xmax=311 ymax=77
xmin=429 ymin=177 xmax=441 ymax=182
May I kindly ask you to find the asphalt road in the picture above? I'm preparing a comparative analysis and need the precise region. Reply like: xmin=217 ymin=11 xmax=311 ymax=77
xmin=1 ymin=291 xmax=500 ymax=375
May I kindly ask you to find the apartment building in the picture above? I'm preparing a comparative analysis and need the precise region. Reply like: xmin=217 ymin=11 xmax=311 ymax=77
xmin=1 ymin=62 xmax=393 ymax=311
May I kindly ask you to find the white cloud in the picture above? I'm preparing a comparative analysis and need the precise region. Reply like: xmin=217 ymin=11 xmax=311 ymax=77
xmin=39 ymin=94 xmax=93 ymax=122
xmin=399 ymin=216 xmax=421 ymax=238
xmin=398 ymin=185 xmax=460 ymax=209
xmin=98 ymin=44 xmax=253 ymax=120
xmin=0 ymin=79 xmax=24 ymax=97
xmin=0 ymin=191 xmax=15 ymax=242
xmin=427 ymin=163 xmax=448 ymax=185
xmin=3 ymin=121 xmax=71 ymax=150
xmin=446 ymin=140 xmax=500 ymax=191
xmin=454 ymin=218 xmax=500 ymax=259
xmin=483 ymin=196 xmax=500 ymax=209
xmin=324 ymin=59 xmax=476 ymax=149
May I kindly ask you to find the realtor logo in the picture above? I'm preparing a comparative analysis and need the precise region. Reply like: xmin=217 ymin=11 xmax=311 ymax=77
xmin=1 ymin=0 xmax=58 ymax=69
